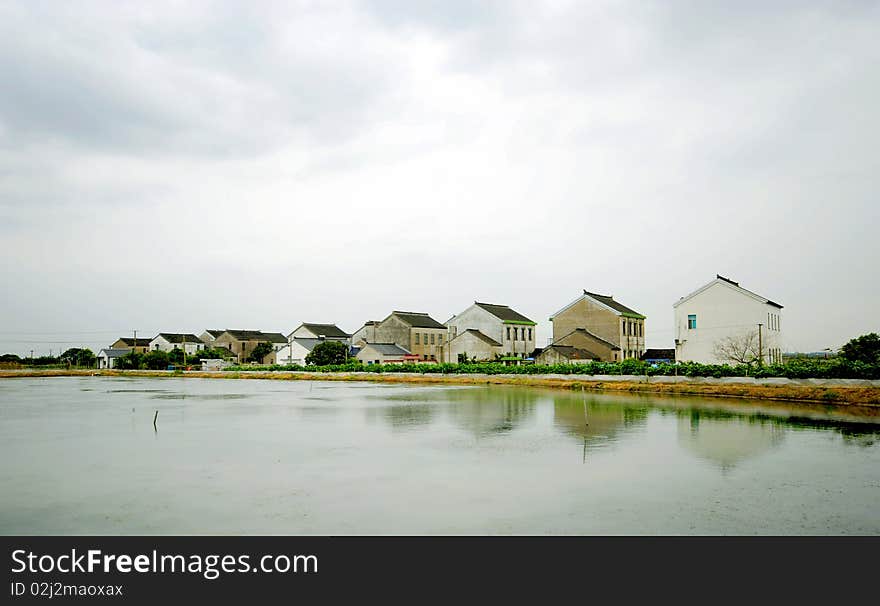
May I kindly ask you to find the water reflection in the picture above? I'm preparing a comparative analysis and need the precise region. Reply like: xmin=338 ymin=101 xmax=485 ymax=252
xmin=677 ymin=411 xmax=785 ymax=472
xmin=381 ymin=403 xmax=437 ymax=430
xmin=444 ymin=388 xmax=539 ymax=436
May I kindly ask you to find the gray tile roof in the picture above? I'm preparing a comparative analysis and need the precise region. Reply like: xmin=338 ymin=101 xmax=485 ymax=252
xmin=297 ymin=323 xmax=351 ymax=338
xmin=99 ymin=348 xmax=132 ymax=358
xmin=583 ymin=291 xmax=644 ymax=318
xmin=559 ymin=328 xmax=622 ymax=351
xmin=474 ymin=302 xmax=535 ymax=324
xmin=156 ymin=333 xmax=203 ymax=344
xmin=221 ymin=330 xmax=287 ymax=343
xmin=115 ymin=337 xmax=152 ymax=346
xmin=389 ymin=311 xmax=446 ymax=329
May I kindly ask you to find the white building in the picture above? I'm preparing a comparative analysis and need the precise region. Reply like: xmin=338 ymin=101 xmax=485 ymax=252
xmin=289 ymin=323 xmax=351 ymax=344
xmin=97 ymin=348 xmax=131 ymax=369
xmin=274 ymin=338 xmax=325 ymax=366
xmin=444 ymin=302 xmax=536 ymax=362
xmin=149 ymin=333 xmax=205 ymax=355
xmin=674 ymin=275 xmax=784 ymax=364
xmin=356 ymin=343 xmax=419 ymax=365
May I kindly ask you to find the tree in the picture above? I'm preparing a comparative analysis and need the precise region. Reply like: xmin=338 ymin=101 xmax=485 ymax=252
xmin=305 ymin=340 xmax=348 ymax=366
xmin=116 ymin=352 xmax=144 ymax=370
xmin=248 ymin=341 xmax=275 ymax=363
xmin=143 ymin=350 xmax=169 ymax=370
xmin=839 ymin=333 xmax=880 ymax=364
xmin=0 ymin=353 xmax=21 ymax=363
xmin=60 ymin=347 xmax=96 ymax=368
xmin=712 ymin=330 xmax=762 ymax=366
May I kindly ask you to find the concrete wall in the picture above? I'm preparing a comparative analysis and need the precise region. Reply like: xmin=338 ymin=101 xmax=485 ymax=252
xmin=375 ymin=315 xmax=445 ymax=361
xmin=674 ymin=281 xmax=783 ymax=364
xmin=446 ymin=304 xmax=534 ymax=360
xmin=447 ymin=331 xmax=501 ymax=362
xmin=555 ymin=330 xmax=619 ymax=362
xmin=149 ymin=336 xmax=203 ymax=355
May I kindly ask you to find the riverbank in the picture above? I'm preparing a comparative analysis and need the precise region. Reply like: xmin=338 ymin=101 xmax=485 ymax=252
xmin=3 ymin=368 xmax=879 ymax=407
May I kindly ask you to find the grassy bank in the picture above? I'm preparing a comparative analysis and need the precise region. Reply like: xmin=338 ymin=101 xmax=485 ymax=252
xmin=2 ymin=368 xmax=879 ymax=407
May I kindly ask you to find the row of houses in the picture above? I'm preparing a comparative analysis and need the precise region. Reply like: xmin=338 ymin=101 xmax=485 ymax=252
xmin=97 ymin=275 xmax=784 ymax=368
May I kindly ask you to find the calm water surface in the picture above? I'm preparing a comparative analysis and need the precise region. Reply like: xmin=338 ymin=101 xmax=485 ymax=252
xmin=1 ymin=377 xmax=878 ymax=534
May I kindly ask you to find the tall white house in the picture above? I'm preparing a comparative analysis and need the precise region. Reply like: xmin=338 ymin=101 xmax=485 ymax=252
xmin=674 ymin=275 xmax=784 ymax=364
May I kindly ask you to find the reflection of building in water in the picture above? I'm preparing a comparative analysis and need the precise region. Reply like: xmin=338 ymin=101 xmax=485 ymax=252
xmin=445 ymin=388 xmax=539 ymax=436
xmin=552 ymin=397 xmax=648 ymax=449
xmin=677 ymin=412 xmax=784 ymax=472
xmin=381 ymin=403 xmax=436 ymax=430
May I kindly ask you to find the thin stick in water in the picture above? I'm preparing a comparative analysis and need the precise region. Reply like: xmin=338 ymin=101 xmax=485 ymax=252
xmin=153 ymin=410 xmax=158 ymax=430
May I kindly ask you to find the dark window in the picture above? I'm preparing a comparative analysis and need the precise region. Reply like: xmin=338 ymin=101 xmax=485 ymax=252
xmin=687 ymin=315 xmax=697 ymax=330
xmin=431 ymin=334 xmax=435 ymax=345
xmin=528 ymin=328 xmax=532 ymax=340
xmin=507 ymin=327 xmax=511 ymax=340
xmin=415 ymin=333 xmax=420 ymax=345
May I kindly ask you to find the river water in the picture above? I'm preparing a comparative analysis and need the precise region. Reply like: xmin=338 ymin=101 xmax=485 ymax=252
xmin=1 ymin=377 xmax=877 ymax=534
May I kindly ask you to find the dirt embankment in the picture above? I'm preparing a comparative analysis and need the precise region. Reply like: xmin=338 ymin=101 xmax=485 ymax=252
xmin=2 ymin=368 xmax=879 ymax=407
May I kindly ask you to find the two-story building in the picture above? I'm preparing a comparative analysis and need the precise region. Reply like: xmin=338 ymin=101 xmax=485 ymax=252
xmin=549 ymin=290 xmax=646 ymax=362
xmin=674 ymin=275 xmax=784 ymax=364
xmin=149 ymin=333 xmax=205 ymax=355
xmin=211 ymin=330 xmax=289 ymax=364
xmin=288 ymin=323 xmax=351 ymax=344
xmin=110 ymin=337 xmax=151 ymax=354
xmin=372 ymin=311 xmax=447 ymax=362
xmin=445 ymin=302 xmax=537 ymax=362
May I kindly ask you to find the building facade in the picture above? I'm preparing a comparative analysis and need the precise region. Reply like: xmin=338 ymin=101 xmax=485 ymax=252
xmin=549 ymin=290 xmax=646 ymax=361
xmin=149 ymin=333 xmax=204 ymax=355
xmin=290 ymin=323 xmax=351 ymax=344
xmin=373 ymin=311 xmax=446 ymax=362
xmin=110 ymin=337 xmax=151 ymax=354
xmin=356 ymin=343 xmax=419 ymax=365
xmin=444 ymin=302 xmax=536 ymax=362
xmin=674 ymin=275 xmax=784 ymax=364
xmin=211 ymin=330 xmax=289 ymax=364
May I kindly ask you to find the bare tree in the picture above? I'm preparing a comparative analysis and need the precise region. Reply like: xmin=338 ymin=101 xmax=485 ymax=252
xmin=712 ymin=330 xmax=762 ymax=366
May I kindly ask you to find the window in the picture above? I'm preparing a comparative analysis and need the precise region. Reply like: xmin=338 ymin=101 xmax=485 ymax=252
xmin=687 ymin=314 xmax=697 ymax=330
xmin=639 ymin=323 xmax=643 ymax=337
xmin=507 ymin=327 xmax=511 ymax=340
xmin=528 ymin=328 xmax=532 ymax=341
xmin=430 ymin=334 xmax=435 ymax=345
xmin=438 ymin=334 xmax=443 ymax=344
xmin=415 ymin=333 xmax=420 ymax=345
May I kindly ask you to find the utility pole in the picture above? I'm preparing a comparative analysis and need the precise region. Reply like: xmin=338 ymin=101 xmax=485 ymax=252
xmin=757 ymin=323 xmax=764 ymax=367
xmin=182 ymin=334 xmax=187 ymax=369
xmin=133 ymin=329 xmax=137 ymax=353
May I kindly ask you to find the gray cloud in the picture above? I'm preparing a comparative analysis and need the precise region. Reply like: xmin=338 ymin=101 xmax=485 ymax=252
xmin=1 ymin=0 xmax=878 ymax=356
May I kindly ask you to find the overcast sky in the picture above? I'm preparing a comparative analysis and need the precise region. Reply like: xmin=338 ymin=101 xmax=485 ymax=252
xmin=2 ymin=0 xmax=878 ymax=356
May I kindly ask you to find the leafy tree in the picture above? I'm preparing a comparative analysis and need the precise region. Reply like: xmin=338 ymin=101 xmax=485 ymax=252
xmin=116 ymin=352 xmax=144 ymax=370
xmin=0 ymin=353 xmax=21 ymax=363
xmin=194 ymin=347 xmax=235 ymax=361
xmin=143 ymin=350 xmax=170 ymax=370
xmin=248 ymin=341 xmax=275 ymax=363
xmin=60 ymin=348 xmax=96 ymax=368
xmin=839 ymin=333 xmax=880 ymax=364
xmin=305 ymin=340 xmax=348 ymax=366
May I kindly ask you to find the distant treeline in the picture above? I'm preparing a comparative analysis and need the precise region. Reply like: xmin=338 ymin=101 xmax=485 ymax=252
xmin=227 ymin=357 xmax=880 ymax=380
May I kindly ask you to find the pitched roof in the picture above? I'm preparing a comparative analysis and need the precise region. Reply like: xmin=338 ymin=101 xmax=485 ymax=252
xmin=99 ymin=348 xmax=132 ymax=358
xmin=582 ymin=291 xmax=645 ymax=318
xmin=450 ymin=329 xmax=502 ymax=347
xmin=674 ymin=275 xmax=783 ymax=309
xmin=558 ymin=328 xmax=621 ymax=351
xmin=156 ymin=333 xmax=203 ymax=344
xmin=363 ymin=342 xmax=412 ymax=355
xmin=221 ymin=330 xmax=288 ymax=343
xmin=290 ymin=338 xmax=323 ymax=352
xmin=297 ymin=323 xmax=351 ymax=338
xmin=115 ymin=337 xmax=151 ymax=346
xmin=550 ymin=290 xmax=645 ymax=320
xmin=203 ymin=330 xmax=225 ymax=339
xmin=474 ymin=302 xmax=536 ymax=324
xmin=388 ymin=311 xmax=446 ymax=329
